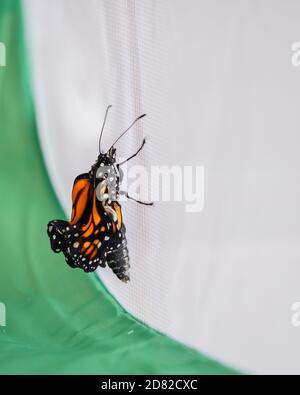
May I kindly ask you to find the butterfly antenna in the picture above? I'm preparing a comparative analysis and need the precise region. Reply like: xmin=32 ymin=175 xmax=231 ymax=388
xmin=107 ymin=113 xmax=146 ymax=152
xmin=99 ymin=105 xmax=112 ymax=153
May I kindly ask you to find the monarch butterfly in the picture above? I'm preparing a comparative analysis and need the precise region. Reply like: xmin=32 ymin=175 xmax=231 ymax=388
xmin=47 ymin=105 xmax=153 ymax=282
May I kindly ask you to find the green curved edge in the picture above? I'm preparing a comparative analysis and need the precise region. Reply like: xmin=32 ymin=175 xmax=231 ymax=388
xmin=0 ymin=0 xmax=238 ymax=374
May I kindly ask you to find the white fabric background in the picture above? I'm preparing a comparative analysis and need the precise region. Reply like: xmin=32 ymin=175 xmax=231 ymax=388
xmin=24 ymin=0 xmax=300 ymax=374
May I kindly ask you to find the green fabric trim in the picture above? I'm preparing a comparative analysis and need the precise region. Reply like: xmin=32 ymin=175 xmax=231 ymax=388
xmin=0 ymin=0 xmax=237 ymax=374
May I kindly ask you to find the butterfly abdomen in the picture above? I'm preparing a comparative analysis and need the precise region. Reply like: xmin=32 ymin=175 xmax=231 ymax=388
xmin=106 ymin=232 xmax=130 ymax=283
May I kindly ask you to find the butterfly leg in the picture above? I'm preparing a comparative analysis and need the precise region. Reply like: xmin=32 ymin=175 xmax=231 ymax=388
xmin=119 ymin=191 xmax=153 ymax=206
xmin=117 ymin=138 xmax=146 ymax=166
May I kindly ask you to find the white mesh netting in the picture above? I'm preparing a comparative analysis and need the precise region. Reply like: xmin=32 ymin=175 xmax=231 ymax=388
xmin=25 ymin=0 xmax=300 ymax=373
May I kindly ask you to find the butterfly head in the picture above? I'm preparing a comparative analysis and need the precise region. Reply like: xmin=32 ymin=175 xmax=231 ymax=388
xmin=98 ymin=146 xmax=116 ymax=165
xmin=93 ymin=146 xmax=121 ymax=202
xmin=90 ymin=146 xmax=117 ymax=180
